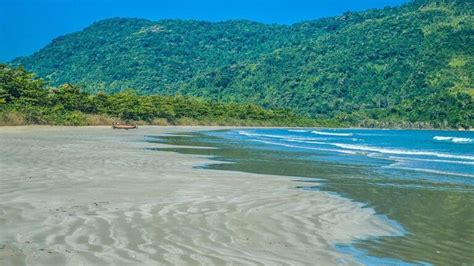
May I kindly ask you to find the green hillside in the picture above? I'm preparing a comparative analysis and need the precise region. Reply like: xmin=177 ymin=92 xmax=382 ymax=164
xmin=12 ymin=0 xmax=474 ymax=128
xmin=13 ymin=19 xmax=305 ymax=94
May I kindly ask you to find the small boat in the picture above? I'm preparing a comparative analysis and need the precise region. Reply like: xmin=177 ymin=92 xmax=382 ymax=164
xmin=112 ymin=122 xmax=138 ymax=130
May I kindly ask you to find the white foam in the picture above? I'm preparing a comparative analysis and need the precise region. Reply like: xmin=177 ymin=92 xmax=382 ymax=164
xmin=238 ymin=130 xmax=327 ymax=142
xmin=433 ymin=136 xmax=452 ymax=141
xmin=331 ymin=143 xmax=474 ymax=161
xmin=251 ymin=139 xmax=357 ymax=154
xmin=452 ymin=138 xmax=473 ymax=143
xmin=311 ymin=130 xmax=353 ymax=137
xmin=433 ymin=136 xmax=473 ymax=144
xmin=286 ymin=139 xmax=333 ymax=145
xmin=288 ymin=129 xmax=307 ymax=133
xmin=238 ymin=131 xmax=284 ymax=139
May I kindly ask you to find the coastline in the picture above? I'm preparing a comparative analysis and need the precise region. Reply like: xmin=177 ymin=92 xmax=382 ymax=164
xmin=0 ymin=126 xmax=401 ymax=265
xmin=0 ymin=124 xmax=470 ymax=131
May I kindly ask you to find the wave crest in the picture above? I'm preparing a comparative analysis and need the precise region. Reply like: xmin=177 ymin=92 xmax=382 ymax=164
xmin=311 ymin=131 xmax=353 ymax=137
xmin=332 ymin=143 xmax=474 ymax=161
xmin=434 ymin=136 xmax=473 ymax=144
xmin=288 ymin=129 xmax=307 ymax=133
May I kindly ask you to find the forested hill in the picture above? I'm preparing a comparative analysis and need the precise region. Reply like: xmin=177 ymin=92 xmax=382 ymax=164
xmin=13 ymin=19 xmax=304 ymax=94
xmin=12 ymin=0 xmax=474 ymax=128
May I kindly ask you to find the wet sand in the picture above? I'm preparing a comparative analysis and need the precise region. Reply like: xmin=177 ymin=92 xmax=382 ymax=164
xmin=0 ymin=126 xmax=399 ymax=265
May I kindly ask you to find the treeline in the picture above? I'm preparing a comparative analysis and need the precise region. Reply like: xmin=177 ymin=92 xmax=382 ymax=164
xmin=1 ymin=64 xmax=471 ymax=128
xmin=0 ymin=64 xmax=329 ymax=126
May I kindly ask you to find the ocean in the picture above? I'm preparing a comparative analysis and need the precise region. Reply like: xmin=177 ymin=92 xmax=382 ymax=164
xmin=155 ymin=128 xmax=474 ymax=265
xmin=231 ymin=129 xmax=474 ymax=182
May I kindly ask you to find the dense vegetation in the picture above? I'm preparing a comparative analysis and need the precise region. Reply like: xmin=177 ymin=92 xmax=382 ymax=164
xmin=0 ymin=64 xmax=322 ymax=126
xmin=10 ymin=0 xmax=474 ymax=128
xmin=13 ymin=19 xmax=305 ymax=94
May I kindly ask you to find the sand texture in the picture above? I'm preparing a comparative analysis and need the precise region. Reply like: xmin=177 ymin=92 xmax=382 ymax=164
xmin=0 ymin=126 xmax=399 ymax=265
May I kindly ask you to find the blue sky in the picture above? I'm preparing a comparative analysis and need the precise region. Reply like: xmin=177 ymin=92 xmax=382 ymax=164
xmin=0 ymin=0 xmax=408 ymax=62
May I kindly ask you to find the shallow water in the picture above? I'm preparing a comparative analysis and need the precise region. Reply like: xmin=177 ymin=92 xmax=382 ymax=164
xmin=154 ymin=128 xmax=474 ymax=265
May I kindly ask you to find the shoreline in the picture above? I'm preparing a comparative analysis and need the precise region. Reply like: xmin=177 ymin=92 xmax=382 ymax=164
xmin=0 ymin=124 xmax=471 ymax=132
xmin=1 ymin=126 xmax=401 ymax=264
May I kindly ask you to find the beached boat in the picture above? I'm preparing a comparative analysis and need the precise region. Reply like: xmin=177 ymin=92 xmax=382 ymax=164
xmin=112 ymin=122 xmax=138 ymax=130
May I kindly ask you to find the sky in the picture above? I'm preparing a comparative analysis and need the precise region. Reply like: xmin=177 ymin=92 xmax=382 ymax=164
xmin=0 ymin=0 xmax=409 ymax=62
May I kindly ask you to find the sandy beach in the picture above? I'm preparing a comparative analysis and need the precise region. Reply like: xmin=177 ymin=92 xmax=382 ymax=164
xmin=0 ymin=126 xmax=400 ymax=265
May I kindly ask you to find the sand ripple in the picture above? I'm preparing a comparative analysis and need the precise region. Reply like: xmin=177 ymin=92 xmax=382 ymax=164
xmin=0 ymin=126 xmax=400 ymax=265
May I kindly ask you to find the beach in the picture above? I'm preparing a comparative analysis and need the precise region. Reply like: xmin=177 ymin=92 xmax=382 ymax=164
xmin=0 ymin=126 xmax=400 ymax=265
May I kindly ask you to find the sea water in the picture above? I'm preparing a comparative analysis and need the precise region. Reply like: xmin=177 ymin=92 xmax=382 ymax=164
xmin=227 ymin=129 xmax=474 ymax=181
xmin=156 ymin=128 xmax=474 ymax=265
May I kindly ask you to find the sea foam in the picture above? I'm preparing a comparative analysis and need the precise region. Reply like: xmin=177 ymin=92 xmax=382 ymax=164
xmin=250 ymin=139 xmax=357 ymax=154
xmin=238 ymin=131 xmax=327 ymax=142
xmin=331 ymin=143 xmax=474 ymax=161
xmin=311 ymin=130 xmax=353 ymax=137
xmin=433 ymin=136 xmax=473 ymax=144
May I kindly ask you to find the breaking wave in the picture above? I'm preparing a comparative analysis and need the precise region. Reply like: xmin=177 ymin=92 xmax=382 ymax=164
xmin=311 ymin=130 xmax=353 ymax=137
xmin=288 ymin=129 xmax=308 ymax=133
xmin=331 ymin=143 xmax=474 ymax=161
xmin=433 ymin=136 xmax=473 ymax=144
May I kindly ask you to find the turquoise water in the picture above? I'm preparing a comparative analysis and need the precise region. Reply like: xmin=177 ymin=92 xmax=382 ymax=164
xmin=151 ymin=128 xmax=474 ymax=265
xmin=221 ymin=129 xmax=474 ymax=182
